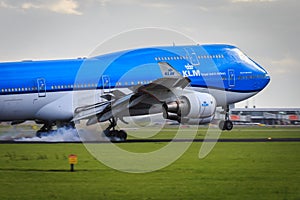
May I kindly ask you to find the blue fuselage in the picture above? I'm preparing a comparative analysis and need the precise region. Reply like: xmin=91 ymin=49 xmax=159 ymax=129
xmin=0 ymin=44 xmax=270 ymax=104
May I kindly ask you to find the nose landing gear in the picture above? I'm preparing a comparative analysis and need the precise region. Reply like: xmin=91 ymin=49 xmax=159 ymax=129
xmin=219 ymin=120 xmax=233 ymax=131
xmin=219 ymin=106 xmax=233 ymax=131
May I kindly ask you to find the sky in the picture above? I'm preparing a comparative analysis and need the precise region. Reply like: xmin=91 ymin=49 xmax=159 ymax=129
xmin=0 ymin=0 xmax=299 ymax=108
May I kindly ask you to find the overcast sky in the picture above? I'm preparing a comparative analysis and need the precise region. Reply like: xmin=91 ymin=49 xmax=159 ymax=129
xmin=0 ymin=0 xmax=299 ymax=108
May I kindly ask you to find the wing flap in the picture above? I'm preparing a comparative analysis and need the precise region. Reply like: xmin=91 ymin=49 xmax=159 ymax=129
xmin=72 ymin=101 xmax=111 ymax=122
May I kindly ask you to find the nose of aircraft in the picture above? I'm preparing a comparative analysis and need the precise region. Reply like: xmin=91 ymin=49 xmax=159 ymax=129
xmin=234 ymin=47 xmax=270 ymax=92
xmin=254 ymin=63 xmax=271 ymax=91
xmin=262 ymin=71 xmax=270 ymax=89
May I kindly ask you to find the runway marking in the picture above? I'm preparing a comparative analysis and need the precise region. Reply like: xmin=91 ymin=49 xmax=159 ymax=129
xmin=0 ymin=138 xmax=299 ymax=144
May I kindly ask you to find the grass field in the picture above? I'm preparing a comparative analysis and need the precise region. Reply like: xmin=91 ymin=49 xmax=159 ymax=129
xmin=0 ymin=127 xmax=299 ymax=199
xmin=127 ymin=126 xmax=300 ymax=140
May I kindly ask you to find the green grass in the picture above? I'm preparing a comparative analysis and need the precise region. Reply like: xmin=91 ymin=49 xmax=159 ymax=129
xmin=125 ymin=126 xmax=300 ymax=140
xmin=0 ymin=130 xmax=299 ymax=199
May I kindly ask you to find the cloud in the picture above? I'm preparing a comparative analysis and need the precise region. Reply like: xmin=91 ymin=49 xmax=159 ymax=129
xmin=49 ymin=0 xmax=82 ymax=15
xmin=0 ymin=0 xmax=82 ymax=15
xmin=141 ymin=2 xmax=173 ymax=9
xmin=21 ymin=2 xmax=40 ymax=9
xmin=92 ymin=0 xmax=111 ymax=6
xmin=0 ymin=1 xmax=17 ymax=9
xmin=270 ymin=56 xmax=300 ymax=75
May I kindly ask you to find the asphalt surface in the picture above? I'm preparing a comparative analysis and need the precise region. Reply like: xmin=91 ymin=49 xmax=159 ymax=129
xmin=0 ymin=138 xmax=299 ymax=144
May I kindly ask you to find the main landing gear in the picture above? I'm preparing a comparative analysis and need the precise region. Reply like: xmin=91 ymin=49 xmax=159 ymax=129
xmin=103 ymin=118 xmax=127 ymax=141
xmin=219 ymin=106 xmax=233 ymax=131
xmin=36 ymin=122 xmax=54 ymax=137
xmin=36 ymin=122 xmax=75 ymax=137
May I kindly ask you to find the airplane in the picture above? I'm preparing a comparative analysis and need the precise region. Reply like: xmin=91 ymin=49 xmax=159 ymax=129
xmin=0 ymin=44 xmax=270 ymax=141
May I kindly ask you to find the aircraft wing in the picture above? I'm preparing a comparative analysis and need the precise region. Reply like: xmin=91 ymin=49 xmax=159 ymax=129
xmin=72 ymin=101 xmax=111 ymax=124
xmin=72 ymin=62 xmax=190 ymax=125
xmin=136 ymin=62 xmax=190 ymax=101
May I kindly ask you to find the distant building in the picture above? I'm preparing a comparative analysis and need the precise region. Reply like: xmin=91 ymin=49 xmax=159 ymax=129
xmin=229 ymin=108 xmax=300 ymax=125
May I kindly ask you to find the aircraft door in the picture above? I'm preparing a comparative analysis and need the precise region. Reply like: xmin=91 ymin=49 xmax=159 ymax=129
xmin=228 ymin=69 xmax=235 ymax=87
xmin=37 ymin=78 xmax=46 ymax=97
xmin=102 ymin=75 xmax=111 ymax=93
xmin=184 ymin=48 xmax=200 ymax=66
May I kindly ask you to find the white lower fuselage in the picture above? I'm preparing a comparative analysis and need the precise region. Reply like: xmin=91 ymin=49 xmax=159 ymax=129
xmin=0 ymin=87 xmax=257 ymax=122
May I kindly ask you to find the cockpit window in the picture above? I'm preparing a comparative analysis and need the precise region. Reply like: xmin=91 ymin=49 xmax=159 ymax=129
xmin=230 ymin=48 xmax=256 ymax=66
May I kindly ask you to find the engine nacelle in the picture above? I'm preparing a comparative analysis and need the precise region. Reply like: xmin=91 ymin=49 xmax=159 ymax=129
xmin=180 ymin=116 xmax=215 ymax=125
xmin=163 ymin=92 xmax=216 ymax=125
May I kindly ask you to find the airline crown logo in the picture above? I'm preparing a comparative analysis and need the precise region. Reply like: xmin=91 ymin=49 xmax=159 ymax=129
xmin=185 ymin=64 xmax=194 ymax=70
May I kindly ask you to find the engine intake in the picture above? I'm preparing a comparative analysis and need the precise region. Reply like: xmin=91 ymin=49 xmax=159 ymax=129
xmin=163 ymin=92 xmax=216 ymax=125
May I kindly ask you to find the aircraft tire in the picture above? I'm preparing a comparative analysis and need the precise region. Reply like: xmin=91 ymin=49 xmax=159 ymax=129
xmin=36 ymin=131 xmax=43 ymax=138
xmin=219 ymin=120 xmax=233 ymax=131
xmin=118 ymin=130 xmax=127 ymax=141
xmin=224 ymin=120 xmax=233 ymax=131
xmin=106 ymin=130 xmax=127 ymax=141
xmin=219 ymin=120 xmax=226 ymax=130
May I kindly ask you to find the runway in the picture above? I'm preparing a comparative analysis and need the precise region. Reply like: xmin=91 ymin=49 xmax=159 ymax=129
xmin=0 ymin=138 xmax=299 ymax=144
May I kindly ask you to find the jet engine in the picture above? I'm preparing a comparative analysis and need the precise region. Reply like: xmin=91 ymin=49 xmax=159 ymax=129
xmin=163 ymin=92 xmax=216 ymax=125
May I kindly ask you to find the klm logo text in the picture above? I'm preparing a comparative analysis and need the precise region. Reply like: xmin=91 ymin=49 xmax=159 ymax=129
xmin=182 ymin=64 xmax=201 ymax=77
